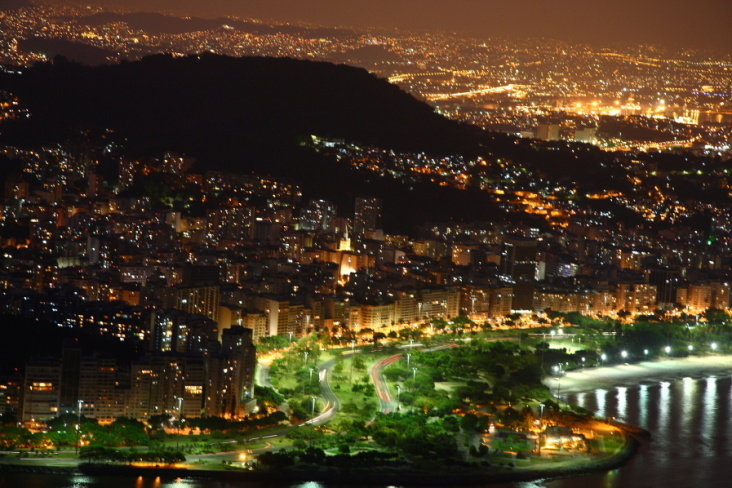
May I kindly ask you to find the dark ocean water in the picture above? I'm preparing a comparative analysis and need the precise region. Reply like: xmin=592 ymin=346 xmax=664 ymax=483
xmin=3 ymin=373 xmax=731 ymax=488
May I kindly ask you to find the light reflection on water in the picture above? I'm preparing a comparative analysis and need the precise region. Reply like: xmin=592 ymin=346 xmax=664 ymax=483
xmin=615 ymin=387 xmax=626 ymax=420
xmin=594 ymin=388 xmax=606 ymax=418
xmin=555 ymin=374 xmax=732 ymax=488
xmin=638 ymin=384 xmax=648 ymax=427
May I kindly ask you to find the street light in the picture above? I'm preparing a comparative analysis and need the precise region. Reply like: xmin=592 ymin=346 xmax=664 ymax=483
xmin=665 ymin=345 xmax=671 ymax=354
xmin=688 ymin=344 xmax=694 ymax=351
xmin=644 ymin=349 xmax=649 ymax=356
xmin=621 ymin=350 xmax=628 ymax=359
xmin=396 ymin=385 xmax=402 ymax=411
xmin=176 ymin=397 xmax=183 ymax=449
xmin=75 ymin=399 xmax=83 ymax=455
xmin=538 ymin=403 xmax=545 ymax=455
xmin=309 ymin=367 xmax=315 ymax=384
xmin=412 ymin=367 xmax=417 ymax=381
xmin=311 ymin=396 xmax=317 ymax=416
xmin=406 ymin=353 xmax=411 ymax=369
xmin=303 ymin=351 xmax=309 ymax=363
xmin=711 ymin=342 xmax=718 ymax=351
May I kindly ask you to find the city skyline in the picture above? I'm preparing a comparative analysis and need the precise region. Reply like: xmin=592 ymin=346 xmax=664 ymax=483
xmin=0 ymin=2 xmax=731 ymax=485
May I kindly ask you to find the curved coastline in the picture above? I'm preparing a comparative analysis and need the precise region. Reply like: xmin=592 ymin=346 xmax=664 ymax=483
xmin=0 ymin=435 xmax=637 ymax=486
xmin=16 ymin=355 xmax=732 ymax=485
xmin=551 ymin=354 xmax=732 ymax=395
xmin=71 ymin=443 xmax=637 ymax=485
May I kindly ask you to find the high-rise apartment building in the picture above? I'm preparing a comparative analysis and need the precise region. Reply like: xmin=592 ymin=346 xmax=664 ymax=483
xmin=500 ymin=237 xmax=539 ymax=311
xmin=353 ymin=197 xmax=382 ymax=236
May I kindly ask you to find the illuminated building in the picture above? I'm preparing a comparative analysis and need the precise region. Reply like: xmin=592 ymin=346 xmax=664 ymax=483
xmin=299 ymin=198 xmax=337 ymax=231
xmin=500 ymin=237 xmax=539 ymax=311
xmin=157 ymin=284 xmax=221 ymax=323
xmin=150 ymin=309 xmax=217 ymax=355
xmin=21 ymin=359 xmax=61 ymax=423
xmin=205 ymin=326 xmax=256 ymax=418
xmin=573 ymin=127 xmax=597 ymax=144
xmin=353 ymin=197 xmax=382 ymax=237
xmin=78 ymin=356 xmax=122 ymax=423
xmin=535 ymin=123 xmax=560 ymax=141
xmin=615 ymin=283 xmax=657 ymax=314
xmin=648 ymin=268 xmax=681 ymax=309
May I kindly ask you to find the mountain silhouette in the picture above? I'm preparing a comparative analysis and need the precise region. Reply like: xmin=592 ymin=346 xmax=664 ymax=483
xmin=0 ymin=53 xmax=480 ymax=169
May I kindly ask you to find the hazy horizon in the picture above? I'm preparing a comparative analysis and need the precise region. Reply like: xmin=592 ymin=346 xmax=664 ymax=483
xmin=25 ymin=0 xmax=732 ymax=51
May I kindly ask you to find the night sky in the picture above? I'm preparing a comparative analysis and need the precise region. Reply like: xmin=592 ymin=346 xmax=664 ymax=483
xmin=56 ymin=0 xmax=732 ymax=50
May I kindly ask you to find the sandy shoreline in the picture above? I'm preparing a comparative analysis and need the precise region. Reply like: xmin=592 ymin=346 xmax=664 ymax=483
xmin=545 ymin=354 xmax=732 ymax=394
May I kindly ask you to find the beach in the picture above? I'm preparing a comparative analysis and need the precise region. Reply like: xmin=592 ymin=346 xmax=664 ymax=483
xmin=550 ymin=354 xmax=732 ymax=394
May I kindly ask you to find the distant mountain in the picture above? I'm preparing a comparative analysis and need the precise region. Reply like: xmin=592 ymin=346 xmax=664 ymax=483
xmin=0 ymin=53 xmax=480 ymax=165
xmin=73 ymin=12 xmax=354 ymax=39
xmin=0 ymin=54 xmax=495 ymax=231
xmin=19 ymin=37 xmax=116 ymax=65
xmin=0 ymin=0 xmax=30 ymax=11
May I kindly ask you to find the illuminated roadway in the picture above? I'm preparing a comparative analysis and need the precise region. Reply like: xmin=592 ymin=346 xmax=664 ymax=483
xmin=370 ymin=343 xmax=459 ymax=414
xmin=427 ymin=84 xmax=526 ymax=101
xmin=302 ymin=357 xmax=342 ymax=426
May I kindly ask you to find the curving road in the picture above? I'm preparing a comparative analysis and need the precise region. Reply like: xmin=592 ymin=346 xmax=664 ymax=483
xmin=370 ymin=343 xmax=459 ymax=414
xmin=302 ymin=357 xmax=341 ymax=426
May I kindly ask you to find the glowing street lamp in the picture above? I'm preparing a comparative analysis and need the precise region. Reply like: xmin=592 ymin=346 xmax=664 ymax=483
xmin=538 ymin=403 xmax=545 ymax=455
xmin=644 ymin=349 xmax=649 ymax=356
xmin=396 ymin=385 xmax=402 ymax=411
xmin=406 ymin=353 xmax=411 ymax=369
xmin=621 ymin=350 xmax=628 ymax=359
xmin=711 ymin=342 xmax=718 ymax=351
xmin=665 ymin=346 xmax=671 ymax=354
xmin=176 ymin=397 xmax=183 ymax=449
xmin=412 ymin=367 xmax=417 ymax=381
xmin=75 ymin=399 xmax=83 ymax=455
xmin=688 ymin=344 xmax=694 ymax=351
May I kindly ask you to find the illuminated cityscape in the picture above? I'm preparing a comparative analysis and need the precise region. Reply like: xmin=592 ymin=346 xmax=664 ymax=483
xmin=0 ymin=2 xmax=731 ymax=487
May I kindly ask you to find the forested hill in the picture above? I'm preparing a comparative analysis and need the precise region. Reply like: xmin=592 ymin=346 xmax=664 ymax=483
xmin=0 ymin=53 xmax=481 ymax=169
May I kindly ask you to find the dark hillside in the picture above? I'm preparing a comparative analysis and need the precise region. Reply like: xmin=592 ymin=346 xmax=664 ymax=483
xmin=0 ymin=53 xmax=480 ymax=173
